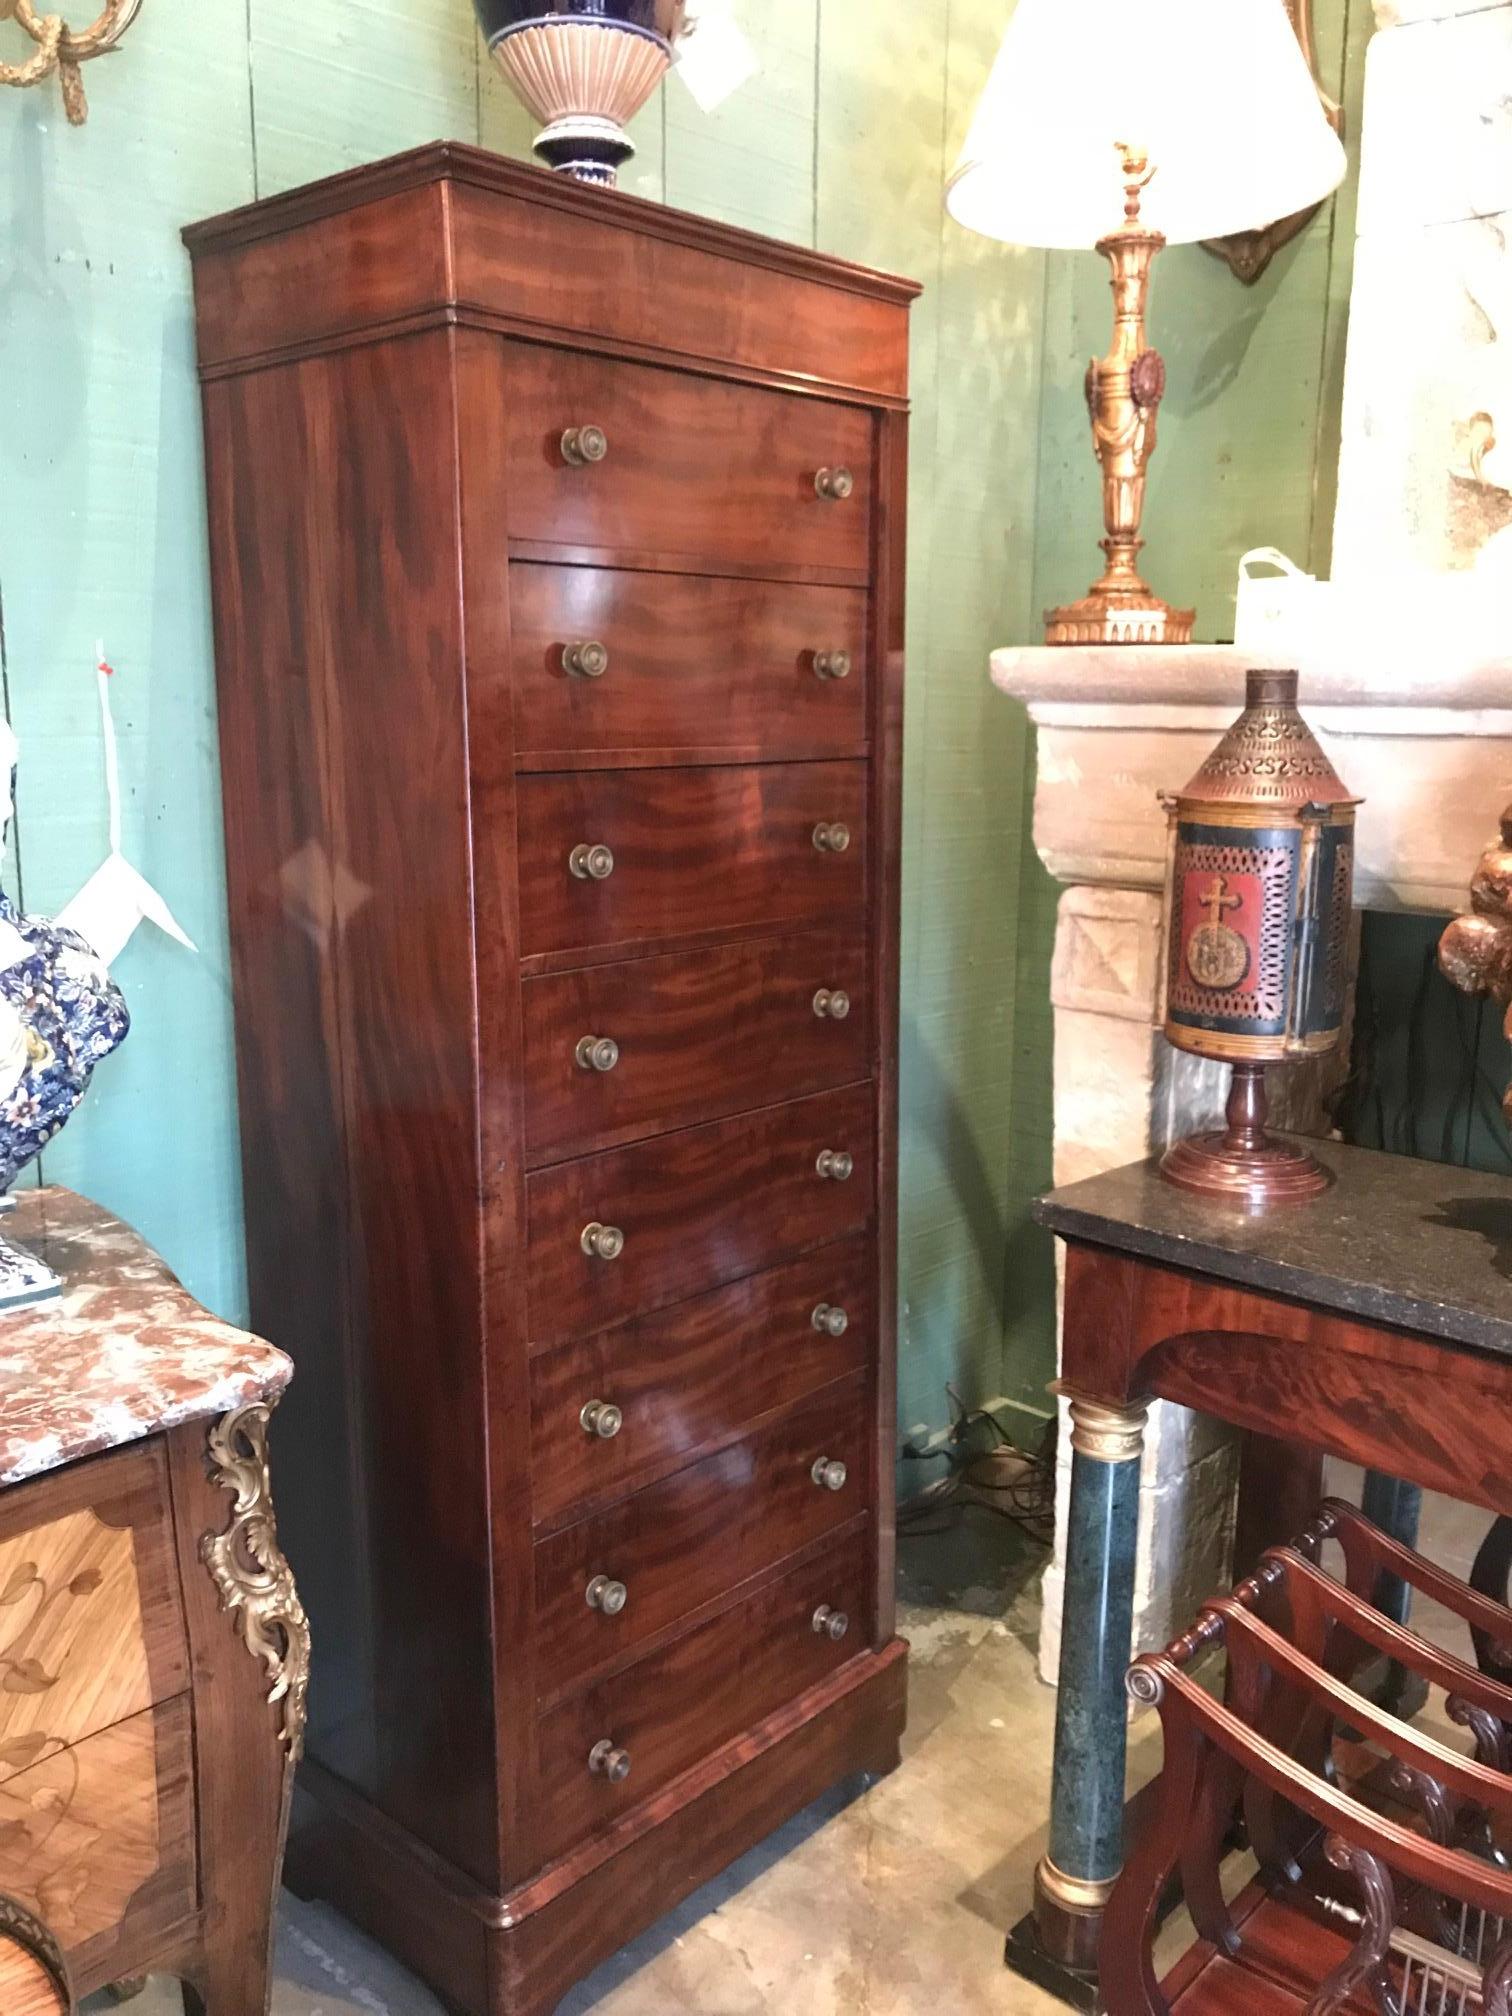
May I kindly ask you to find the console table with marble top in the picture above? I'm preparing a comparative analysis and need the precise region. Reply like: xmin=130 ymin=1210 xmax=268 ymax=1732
xmin=0 ymin=1187 xmax=302 ymax=2014
xmin=1007 ymin=1138 xmax=1512 ymax=2010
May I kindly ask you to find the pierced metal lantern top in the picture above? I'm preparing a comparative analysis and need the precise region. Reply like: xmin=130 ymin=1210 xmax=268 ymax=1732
xmin=1173 ymin=668 xmax=1357 ymax=815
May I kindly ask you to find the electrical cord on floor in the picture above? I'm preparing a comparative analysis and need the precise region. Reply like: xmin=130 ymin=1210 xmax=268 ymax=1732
xmin=897 ymin=1387 xmax=1056 ymax=1546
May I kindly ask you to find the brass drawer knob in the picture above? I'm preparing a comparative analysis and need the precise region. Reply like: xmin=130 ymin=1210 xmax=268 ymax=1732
xmin=576 ymin=1035 xmax=621 ymax=1074
xmin=569 ymin=843 xmax=616 ymax=882
xmin=589 ymin=1738 xmax=632 ymax=1782
xmin=561 ymin=425 xmax=609 ymax=467
xmin=812 ymin=1604 xmax=850 ymax=1642
xmin=581 ymin=1222 xmax=625 ymax=1261
xmin=813 ymin=988 xmax=851 ymax=1021
xmin=580 ymin=1400 xmax=624 ymax=1440
xmin=815 ymin=1150 xmax=854 ymax=1183
xmin=812 ymin=822 xmax=851 ymax=855
xmin=586 ymin=1574 xmax=629 ymax=1615
xmin=814 ymin=466 xmax=855 ymax=502
xmin=812 ymin=1302 xmax=849 ymax=1337
xmin=563 ymin=640 xmax=610 ymax=679
xmin=814 ymin=650 xmax=852 ymax=682
xmin=811 ymin=1456 xmax=849 ymax=1493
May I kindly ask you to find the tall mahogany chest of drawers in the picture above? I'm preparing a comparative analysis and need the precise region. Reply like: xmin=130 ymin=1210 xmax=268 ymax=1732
xmin=185 ymin=143 xmax=917 ymax=2016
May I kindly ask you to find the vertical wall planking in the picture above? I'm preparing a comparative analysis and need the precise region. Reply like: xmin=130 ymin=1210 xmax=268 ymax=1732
xmin=249 ymin=0 xmax=481 ymax=197
xmin=666 ymin=0 xmax=817 ymax=242
xmin=0 ymin=3 xmax=257 ymax=1320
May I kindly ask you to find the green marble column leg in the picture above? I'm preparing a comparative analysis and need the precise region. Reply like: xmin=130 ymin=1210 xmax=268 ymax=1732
xmin=1008 ymin=1392 xmax=1147 ymax=2002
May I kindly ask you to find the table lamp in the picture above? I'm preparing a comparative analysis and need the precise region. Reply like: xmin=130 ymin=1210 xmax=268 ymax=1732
xmin=945 ymin=0 xmax=1347 ymax=646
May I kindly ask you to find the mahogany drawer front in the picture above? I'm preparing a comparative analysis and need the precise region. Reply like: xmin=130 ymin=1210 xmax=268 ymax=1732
xmin=533 ymin=1375 xmax=868 ymax=1690
xmin=0 ymin=1697 xmax=196 ymax=1980
xmin=522 ymin=931 xmax=870 ymax=1165
xmin=526 ymin=1082 xmax=875 ymax=1346
xmin=510 ymin=564 xmax=869 ymax=763
xmin=0 ymin=1443 xmax=189 ymax=1763
xmin=504 ymin=345 xmax=874 ymax=578
xmin=534 ymin=1524 xmax=870 ymax=1860
xmin=517 ymin=762 xmax=867 ymax=960
xmin=530 ymin=1238 xmax=872 ymax=1529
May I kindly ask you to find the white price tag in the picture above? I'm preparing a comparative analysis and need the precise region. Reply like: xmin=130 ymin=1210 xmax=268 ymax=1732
xmin=53 ymin=646 xmax=197 ymax=969
xmin=674 ymin=2 xmax=758 ymax=113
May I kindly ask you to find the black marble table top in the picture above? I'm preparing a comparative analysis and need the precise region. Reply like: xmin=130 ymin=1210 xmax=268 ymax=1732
xmin=1035 ymin=1139 xmax=1512 ymax=1361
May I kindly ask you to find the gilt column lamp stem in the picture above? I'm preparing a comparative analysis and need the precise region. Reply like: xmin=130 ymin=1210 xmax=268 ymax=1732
xmin=1055 ymin=143 xmax=1191 ymax=645
xmin=945 ymin=0 xmax=1347 ymax=647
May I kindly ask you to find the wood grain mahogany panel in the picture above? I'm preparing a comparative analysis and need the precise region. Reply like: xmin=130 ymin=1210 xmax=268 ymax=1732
xmin=532 ymin=1376 xmax=869 ymax=1691
xmin=451 ymin=174 xmax=912 ymax=399
xmin=187 ymin=180 xmax=450 ymax=373
xmin=533 ymin=1525 xmax=871 ymax=1862
xmin=522 ymin=930 xmax=870 ymax=1165
xmin=185 ymin=146 xmax=917 ymax=396
xmin=204 ymin=333 xmax=501 ymax=1889
xmin=503 ymin=345 xmax=873 ymax=578
xmin=286 ymin=1647 xmax=907 ymax=2016
xmin=510 ymin=564 xmax=868 ymax=763
xmin=517 ymin=761 xmax=867 ymax=959
xmin=529 ymin=1238 xmax=871 ymax=1529
xmin=1061 ymin=1241 xmax=1512 ymax=1520
xmin=0 ymin=1442 xmax=186 ymax=1761
xmin=526 ymin=1083 xmax=875 ymax=1345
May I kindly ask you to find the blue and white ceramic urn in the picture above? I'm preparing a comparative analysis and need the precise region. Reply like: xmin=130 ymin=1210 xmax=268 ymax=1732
xmin=474 ymin=0 xmax=687 ymax=184
xmin=0 ymin=743 xmax=129 ymax=1306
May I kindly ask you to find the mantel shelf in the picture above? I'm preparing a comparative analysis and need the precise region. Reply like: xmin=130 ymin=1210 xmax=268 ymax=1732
xmin=990 ymin=642 xmax=1512 ymax=914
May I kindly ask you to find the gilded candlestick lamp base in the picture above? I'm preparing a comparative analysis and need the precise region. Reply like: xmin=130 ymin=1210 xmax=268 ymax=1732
xmin=1161 ymin=1061 xmax=1332 ymax=1207
xmin=1046 ymin=148 xmax=1195 ymax=649
xmin=1046 ymin=569 xmax=1195 ymax=647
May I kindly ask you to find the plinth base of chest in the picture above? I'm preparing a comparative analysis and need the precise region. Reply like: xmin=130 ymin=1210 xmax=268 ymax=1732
xmin=287 ymin=1638 xmax=908 ymax=2016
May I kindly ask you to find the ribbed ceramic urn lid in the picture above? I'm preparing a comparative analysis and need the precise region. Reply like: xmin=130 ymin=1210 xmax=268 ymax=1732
xmin=1177 ymin=668 xmax=1357 ymax=812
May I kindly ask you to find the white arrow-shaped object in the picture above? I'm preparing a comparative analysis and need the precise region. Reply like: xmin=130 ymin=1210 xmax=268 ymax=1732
xmin=55 ymin=645 xmax=196 ymax=968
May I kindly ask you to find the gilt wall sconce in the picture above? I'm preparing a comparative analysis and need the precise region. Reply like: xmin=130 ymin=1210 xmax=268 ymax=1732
xmin=1205 ymin=0 xmax=1345 ymax=284
xmin=0 ymin=0 xmax=142 ymax=125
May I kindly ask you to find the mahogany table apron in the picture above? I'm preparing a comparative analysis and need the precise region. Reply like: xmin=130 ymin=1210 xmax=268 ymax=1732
xmin=183 ymin=145 xmax=919 ymax=2016
xmin=1007 ymin=1139 xmax=1512 ymax=2010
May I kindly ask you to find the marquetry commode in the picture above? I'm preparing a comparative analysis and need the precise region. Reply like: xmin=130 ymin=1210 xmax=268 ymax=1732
xmin=0 ymin=1187 xmax=302 ymax=2015
xmin=184 ymin=144 xmax=917 ymax=2015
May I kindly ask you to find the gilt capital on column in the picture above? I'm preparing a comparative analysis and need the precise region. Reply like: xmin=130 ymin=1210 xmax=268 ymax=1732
xmin=1054 ymin=1384 xmax=1149 ymax=1465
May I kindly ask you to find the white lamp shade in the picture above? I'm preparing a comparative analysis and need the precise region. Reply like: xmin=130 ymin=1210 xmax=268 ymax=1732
xmin=946 ymin=0 xmax=1348 ymax=250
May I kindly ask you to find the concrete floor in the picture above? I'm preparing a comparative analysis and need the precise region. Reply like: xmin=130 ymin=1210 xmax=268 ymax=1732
xmin=94 ymin=1476 xmax=1482 ymax=2016
xmin=96 ymin=1510 xmax=1085 ymax=2016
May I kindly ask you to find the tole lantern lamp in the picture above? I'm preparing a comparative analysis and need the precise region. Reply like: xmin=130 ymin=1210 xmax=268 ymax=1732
xmin=1158 ymin=668 xmax=1360 ymax=1207
xmin=945 ymin=0 xmax=1347 ymax=646
xmin=474 ymin=0 xmax=687 ymax=186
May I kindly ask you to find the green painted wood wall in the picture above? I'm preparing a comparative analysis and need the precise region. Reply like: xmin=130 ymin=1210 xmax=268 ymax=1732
xmin=0 ymin=0 xmax=1370 ymax=1451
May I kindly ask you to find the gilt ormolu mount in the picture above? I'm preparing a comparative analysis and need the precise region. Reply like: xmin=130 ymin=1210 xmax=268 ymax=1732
xmin=1439 ymin=804 xmax=1512 ymax=1128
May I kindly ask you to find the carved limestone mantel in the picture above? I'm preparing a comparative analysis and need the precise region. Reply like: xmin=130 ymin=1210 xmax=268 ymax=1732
xmin=996 ymin=640 xmax=1512 ymax=1682
xmin=992 ymin=642 xmax=1512 ymax=914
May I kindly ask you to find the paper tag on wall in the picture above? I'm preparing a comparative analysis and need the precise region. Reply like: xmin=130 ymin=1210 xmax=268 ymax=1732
xmin=57 ymin=850 xmax=195 ymax=968
xmin=674 ymin=2 xmax=758 ymax=112
xmin=52 ymin=647 xmax=197 ymax=968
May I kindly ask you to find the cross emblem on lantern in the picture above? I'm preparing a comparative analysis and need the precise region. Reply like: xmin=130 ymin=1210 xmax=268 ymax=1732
xmin=1200 ymin=875 xmax=1244 ymax=930
xmin=1186 ymin=872 xmax=1252 ymax=992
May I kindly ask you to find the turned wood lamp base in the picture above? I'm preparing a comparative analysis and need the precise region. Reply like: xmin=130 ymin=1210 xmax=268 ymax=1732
xmin=1160 ymin=1062 xmax=1333 ymax=1209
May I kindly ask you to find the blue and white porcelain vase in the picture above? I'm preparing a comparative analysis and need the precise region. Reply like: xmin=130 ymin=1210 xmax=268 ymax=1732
xmin=474 ymin=0 xmax=687 ymax=185
xmin=0 ymin=745 xmax=129 ymax=1307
